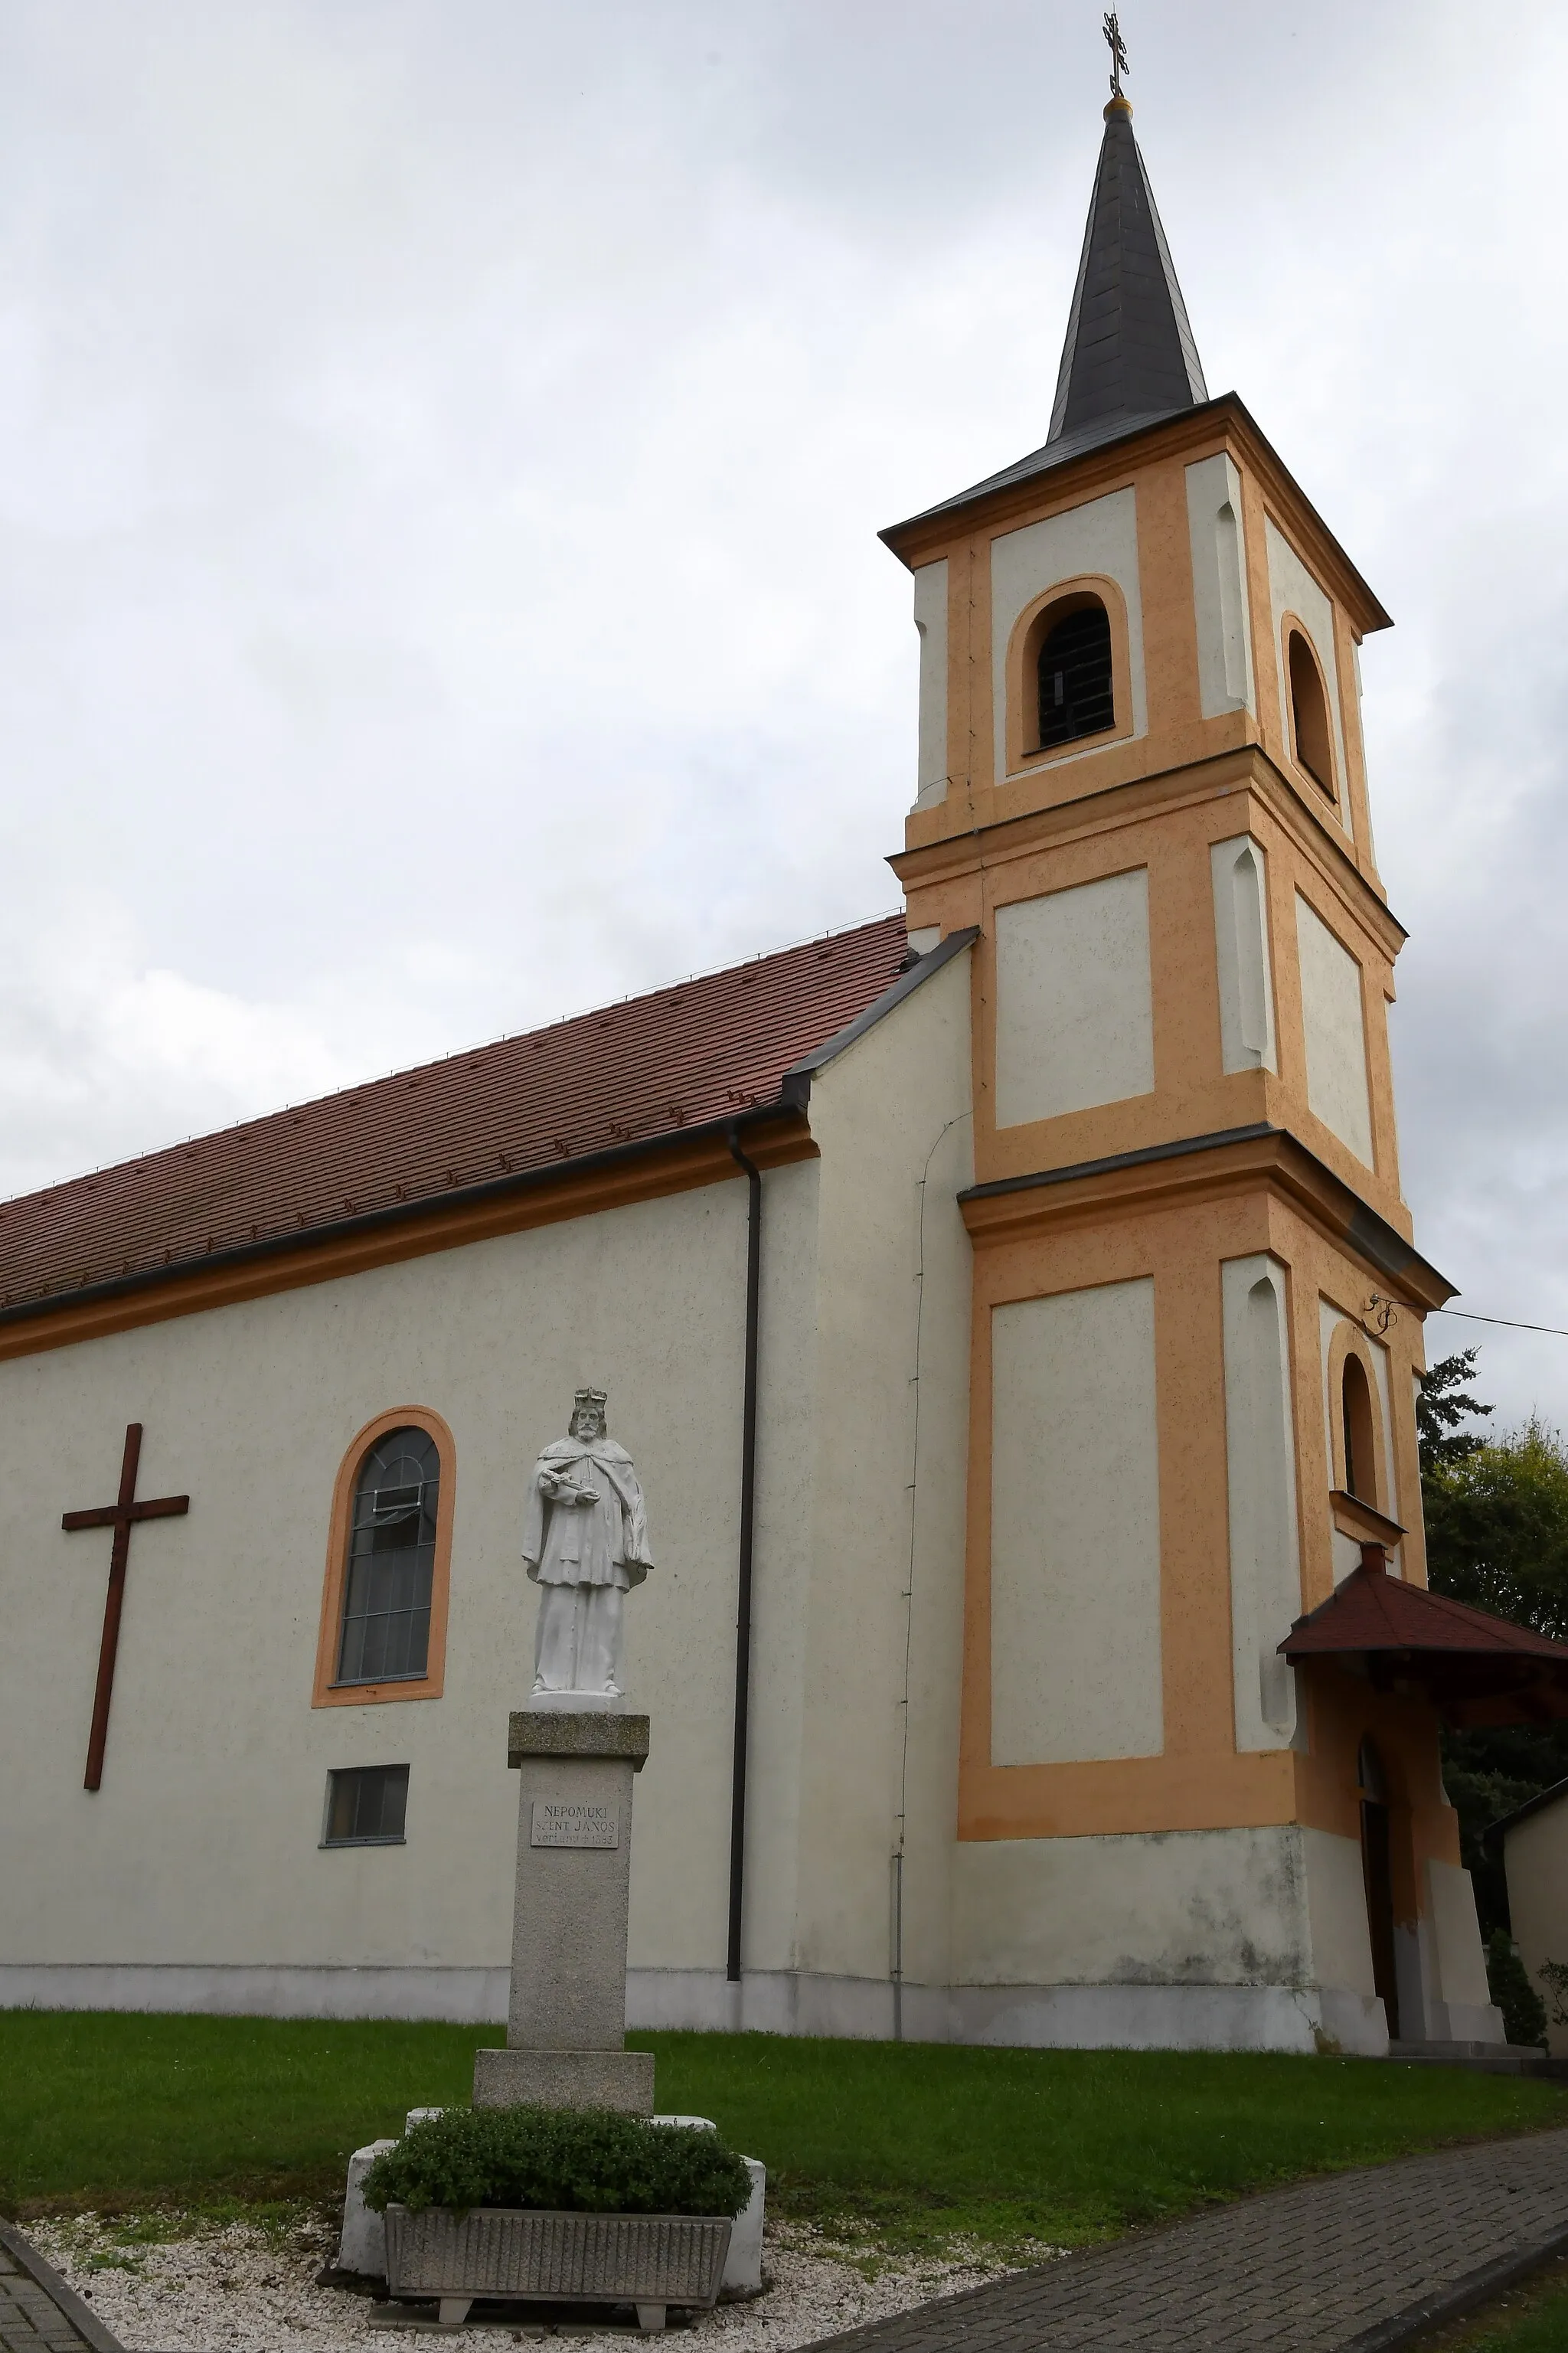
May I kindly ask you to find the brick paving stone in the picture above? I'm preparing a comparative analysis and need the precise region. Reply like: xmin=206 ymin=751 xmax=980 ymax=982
xmin=0 ymin=2227 xmax=121 ymax=2353
xmin=799 ymin=2129 xmax=1568 ymax=2353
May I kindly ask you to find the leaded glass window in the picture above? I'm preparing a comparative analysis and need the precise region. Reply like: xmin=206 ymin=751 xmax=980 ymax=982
xmin=336 ymin=1427 xmax=440 ymax=1685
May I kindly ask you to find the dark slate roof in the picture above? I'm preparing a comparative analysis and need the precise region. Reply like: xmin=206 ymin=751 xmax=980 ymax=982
xmin=885 ymin=100 xmax=1209 ymax=534
xmin=1048 ymin=100 xmax=1207 ymax=446
xmin=0 ymin=914 xmax=921 ymax=1317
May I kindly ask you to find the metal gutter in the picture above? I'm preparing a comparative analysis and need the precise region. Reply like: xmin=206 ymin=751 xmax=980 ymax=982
xmin=724 ymin=1127 xmax=763 ymax=1987
xmin=0 ymin=1103 xmax=798 ymax=1331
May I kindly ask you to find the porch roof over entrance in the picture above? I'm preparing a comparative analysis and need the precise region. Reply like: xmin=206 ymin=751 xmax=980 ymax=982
xmin=1280 ymin=1549 xmax=1568 ymax=1727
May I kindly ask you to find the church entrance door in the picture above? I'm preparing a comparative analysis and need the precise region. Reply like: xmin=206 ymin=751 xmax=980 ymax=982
xmin=1358 ymin=1737 xmax=1400 ymax=2040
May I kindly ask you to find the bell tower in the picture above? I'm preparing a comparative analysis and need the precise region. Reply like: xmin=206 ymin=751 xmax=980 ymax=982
xmin=884 ymin=77 xmax=1503 ymax=2052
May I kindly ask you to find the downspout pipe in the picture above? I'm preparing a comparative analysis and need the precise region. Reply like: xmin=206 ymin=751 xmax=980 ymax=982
xmin=725 ymin=1125 xmax=763 ymax=1987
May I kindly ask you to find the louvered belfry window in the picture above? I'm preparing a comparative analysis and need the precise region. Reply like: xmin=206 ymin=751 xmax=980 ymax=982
xmin=1036 ymin=603 xmax=1115 ymax=751
xmin=336 ymin=1427 xmax=441 ymax=1683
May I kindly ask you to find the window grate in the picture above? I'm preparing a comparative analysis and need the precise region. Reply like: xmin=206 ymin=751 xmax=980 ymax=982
xmin=1035 ymin=603 xmax=1115 ymax=751
xmin=322 ymin=1763 xmax=410 ymax=1846
xmin=336 ymin=1427 xmax=441 ymax=1685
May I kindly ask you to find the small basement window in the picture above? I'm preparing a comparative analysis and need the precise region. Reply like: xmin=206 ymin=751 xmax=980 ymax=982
xmin=1287 ymin=629 xmax=1334 ymax=796
xmin=322 ymin=1764 xmax=410 ymax=1847
xmin=1035 ymin=600 xmax=1115 ymax=752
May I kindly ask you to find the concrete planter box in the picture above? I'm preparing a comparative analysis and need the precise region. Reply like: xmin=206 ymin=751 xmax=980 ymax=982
xmin=383 ymin=2202 xmax=733 ymax=2332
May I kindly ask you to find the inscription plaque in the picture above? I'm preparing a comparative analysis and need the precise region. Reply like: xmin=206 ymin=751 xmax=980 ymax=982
xmin=531 ymin=1799 xmax=619 ymax=1850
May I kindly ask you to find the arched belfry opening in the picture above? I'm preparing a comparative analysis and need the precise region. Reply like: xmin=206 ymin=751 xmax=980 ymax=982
xmin=1288 ymin=629 xmax=1334 ymax=796
xmin=1341 ymin=1353 xmax=1377 ymax=1505
xmin=1035 ymin=599 xmax=1114 ymax=751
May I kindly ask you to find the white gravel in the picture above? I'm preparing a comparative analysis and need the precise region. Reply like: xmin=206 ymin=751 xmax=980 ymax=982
xmin=31 ymin=2212 xmax=1054 ymax=2352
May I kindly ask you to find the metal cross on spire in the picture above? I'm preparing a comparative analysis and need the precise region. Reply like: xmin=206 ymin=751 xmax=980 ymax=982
xmin=1103 ymin=10 xmax=1129 ymax=99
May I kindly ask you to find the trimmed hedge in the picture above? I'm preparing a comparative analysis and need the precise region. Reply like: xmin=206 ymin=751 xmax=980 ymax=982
xmin=361 ymin=2104 xmax=753 ymax=2220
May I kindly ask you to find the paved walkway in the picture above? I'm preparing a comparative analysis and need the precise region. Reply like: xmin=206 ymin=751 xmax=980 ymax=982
xmin=0 ymin=2224 xmax=120 ymax=2353
xmin=802 ymin=2129 xmax=1568 ymax=2353
xmin=4 ymin=2131 xmax=1566 ymax=2353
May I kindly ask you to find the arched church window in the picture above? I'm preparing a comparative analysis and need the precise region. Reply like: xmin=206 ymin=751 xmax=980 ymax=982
xmin=1036 ymin=600 xmax=1116 ymax=751
xmin=1287 ymin=629 xmax=1334 ymax=796
xmin=337 ymin=1426 xmax=442 ymax=1684
xmin=312 ymin=1407 xmax=456 ymax=1708
xmin=1341 ymin=1354 xmax=1378 ymax=1505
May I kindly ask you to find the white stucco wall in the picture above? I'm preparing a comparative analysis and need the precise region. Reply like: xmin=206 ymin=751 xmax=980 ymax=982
xmin=1186 ymin=454 xmax=1255 ymax=717
xmin=937 ymin=1822 xmax=1390 ymax=2055
xmin=1423 ymin=1858 xmax=1498 ymax=2029
xmin=1222 ymin=1254 xmax=1301 ymax=1749
xmin=912 ymin=560 xmax=949 ymax=810
xmin=0 ymin=952 xmax=975 ymax=2021
xmin=1296 ymin=894 xmax=1374 ymax=1165
xmin=990 ymin=1276 xmax=1162 ymax=1766
xmin=1504 ymin=1801 xmax=1568 ymax=2057
xmin=1266 ymin=516 xmax=1352 ymax=838
xmin=994 ymin=868 xmax=1155 ymax=1127
xmin=1210 ymin=835 xmax=1277 ymax=1074
xmin=0 ymin=1186 xmax=756 ymax=1992
xmin=786 ymin=947 xmax=975 ymax=1998
xmin=991 ymin=486 xmax=1146 ymax=780
xmin=952 ymin=1823 xmax=1309 ymax=1993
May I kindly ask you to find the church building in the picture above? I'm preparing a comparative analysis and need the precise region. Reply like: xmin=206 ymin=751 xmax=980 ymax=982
xmin=1 ymin=88 xmax=1523 ymax=2054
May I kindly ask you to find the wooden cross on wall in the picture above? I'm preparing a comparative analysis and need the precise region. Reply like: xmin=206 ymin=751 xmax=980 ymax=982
xmin=63 ymin=1423 xmax=189 ymax=1791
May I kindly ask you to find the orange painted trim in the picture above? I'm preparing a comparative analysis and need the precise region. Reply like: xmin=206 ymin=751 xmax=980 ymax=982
xmin=312 ymin=1406 xmax=457 ymax=1709
xmin=1001 ymin=574 xmax=1135 ymax=780
xmin=959 ymin=1750 xmax=1299 ymax=1840
xmin=959 ymin=1127 xmax=1450 ymax=1312
xmin=0 ymin=1116 xmax=815 ymax=1366
xmin=895 ymin=743 xmax=1407 ymax=960
xmin=1292 ymin=1660 xmax=1460 ymax=1884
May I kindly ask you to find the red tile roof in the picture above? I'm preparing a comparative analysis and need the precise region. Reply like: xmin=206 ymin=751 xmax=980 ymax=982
xmin=0 ymin=913 xmax=910 ymax=1316
xmin=1282 ymin=1560 xmax=1568 ymax=1662
xmin=1281 ymin=1556 xmax=1568 ymax=1727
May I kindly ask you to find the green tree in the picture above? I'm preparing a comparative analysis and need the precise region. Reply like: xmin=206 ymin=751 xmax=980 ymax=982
xmin=1416 ymin=1348 xmax=1491 ymax=1473
xmin=1419 ymin=1353 xmax=1568 ymax=1936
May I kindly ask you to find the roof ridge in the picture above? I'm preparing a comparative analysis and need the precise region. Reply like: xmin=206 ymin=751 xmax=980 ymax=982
xmin=1 ymin=907 xmax=906 ymax=1213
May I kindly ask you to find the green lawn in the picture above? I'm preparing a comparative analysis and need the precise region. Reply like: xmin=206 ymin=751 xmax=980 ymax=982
xmin=1419 ymin=2258 xmax=1568 ymax=2351
xmin=2 ymin=2014 xmax=1565 ymax=2253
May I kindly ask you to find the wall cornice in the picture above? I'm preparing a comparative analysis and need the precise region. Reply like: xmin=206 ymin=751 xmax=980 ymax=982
xmin=958 ymin=1123 xmax=1455 ymax=1312
xmin=0 ymin=1110 xmax=815 ymax=1364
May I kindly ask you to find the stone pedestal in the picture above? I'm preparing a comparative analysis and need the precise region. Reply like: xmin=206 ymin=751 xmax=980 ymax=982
xmin=473 ymin=1708 xmax=653 ymax=2114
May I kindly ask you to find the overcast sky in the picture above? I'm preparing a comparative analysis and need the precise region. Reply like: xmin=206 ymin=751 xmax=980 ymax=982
xmin=1 ymin=0 xmax=1563 ymax=1430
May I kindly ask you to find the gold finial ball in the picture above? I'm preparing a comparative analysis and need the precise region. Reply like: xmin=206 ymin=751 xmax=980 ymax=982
xmin=1104 ymin=94 xmax=1133 ymax=119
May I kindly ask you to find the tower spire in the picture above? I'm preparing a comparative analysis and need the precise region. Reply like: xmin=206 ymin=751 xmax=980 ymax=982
xmin=1046 ymin=53 xmax=1207 ymax=454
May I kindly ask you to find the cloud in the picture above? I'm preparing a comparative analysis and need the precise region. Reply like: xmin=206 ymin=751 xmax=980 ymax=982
xmin=0 ymin=0 xmax=1564 ymax=1423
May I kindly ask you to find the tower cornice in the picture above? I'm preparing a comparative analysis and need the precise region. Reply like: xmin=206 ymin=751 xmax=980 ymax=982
xmin=887 ymin=740 xmax=1408 ymax=964
xmin=881 ymin=392 xmax=1392 ymax=644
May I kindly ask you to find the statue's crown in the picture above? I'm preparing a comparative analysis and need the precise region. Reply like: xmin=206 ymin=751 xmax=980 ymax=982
xmin=573 ymin=1387 xmax=608 ymax=1408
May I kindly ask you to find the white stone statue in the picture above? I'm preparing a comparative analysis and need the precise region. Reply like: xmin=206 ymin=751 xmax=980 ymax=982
xmin=523 ymin=1389 xmax=653 ymax=1704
